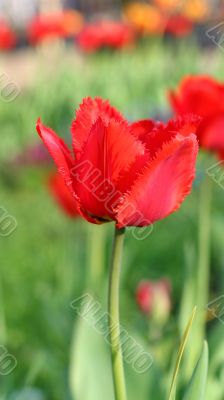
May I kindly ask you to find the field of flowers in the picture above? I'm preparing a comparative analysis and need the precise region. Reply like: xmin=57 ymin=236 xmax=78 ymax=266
xmin=1 ymin=11 xmax=224 ymax=400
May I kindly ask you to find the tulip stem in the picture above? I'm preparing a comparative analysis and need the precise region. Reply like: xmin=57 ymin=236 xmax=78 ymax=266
xmin=88 ymin=224 xmax=106 ymax=290
xmin=108 ymin=226 xmax=127 ymax=400
xmin=185 ymin=173 xmax=212 ymax=377
xmin=197 ymin=174 xmax=212 ymax=322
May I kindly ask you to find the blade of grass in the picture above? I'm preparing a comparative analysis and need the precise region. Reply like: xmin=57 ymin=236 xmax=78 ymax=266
xmin=168 ymin=306 xmax=197 ymax=400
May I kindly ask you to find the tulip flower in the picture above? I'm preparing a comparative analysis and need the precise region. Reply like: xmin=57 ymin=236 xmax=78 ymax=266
xmin=60 ymin=10 xmax=84 ymax=37
xmin=136 ymin=279 xmax=172 ymax=336
xmin=136 ymin=279 xmax=171 ymax=317
xmin=0 ymin=19 xmax=17 ymax=50
xmin=153 ymin=0 xmax=180 ymax=12
xmin=77 ymin=20 xmax=135 ymax=52
xmin=48 ymin=173 xmax=79 ymax=218
xmin=169 ymin=75 xmax=224 ymax=159
xmin=165 ymin=15 xmax=193 ymax=37
xmin=123 ymin=3 xmax=165 ymax=35
xmin=37 ymin=97 xmax=198 ymax=228
xmin=182 ymin=0 xmax=210 ymax=23
xmin=169 ymin=75 xmax=218 ymax=371
xmin=36 ymin=97 xmax=198 ymax=400
xmin=27 ymin=11 xmax=83 ymax=45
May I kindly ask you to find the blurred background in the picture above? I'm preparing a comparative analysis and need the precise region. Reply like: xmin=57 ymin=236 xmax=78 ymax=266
xmin=1 ymin=0 xmax=224 ymax=399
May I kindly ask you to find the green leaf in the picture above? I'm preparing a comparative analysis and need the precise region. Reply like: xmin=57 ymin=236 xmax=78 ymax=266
xmin=125 ymin=332 xmax=164 ymax=400
xmin=69 ymin=313 xmax=114 ymax=400
xmin=183 ymin=341 xmax=209 ymax=400
xmin=168 ymin=307 xmax=197 ymax=400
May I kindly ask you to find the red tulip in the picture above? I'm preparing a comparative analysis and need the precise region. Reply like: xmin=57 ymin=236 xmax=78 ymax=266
xmin=0 ymin=19 xmax=17 ymax=50
xmin=77 ymin=20 xmax=135 ymax=52
xmin=48 ymin=173 xmax=79 ymax=218
xmin=169 ymin=76 xmax=224 ymax=158
xmin=27 ymin=11 xmax=83 ymax=45
xmin=136 ymin=279 xmax=171 ymax=318
xmin=27 ymin=14 xmax=64 ymax=45
xmin=165 ymin=15 xmax=193 ymax=37
xmin=37 ymin=97 xmax=198 ymax=227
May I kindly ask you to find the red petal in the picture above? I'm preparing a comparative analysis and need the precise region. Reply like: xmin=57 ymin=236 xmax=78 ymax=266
xmin=116 ymin=134 xmax=198 ymax=227
xmin=130 ymin=119 xmax=156 ymax=141
xmin=132 ymin=116 xmax=199 ymax=158
xmin=169 ymin=76 xmax=224 ymax=118
xmin=116 ymin=116 xmax=199 ymax=195
xmin=71 ymin=117 xmax=145 ymax=219
xmin=71 ymin=97 xmax=126 ymax=158
xmin=198 ymin=114 xmax=224 ymax=152
xmin=164 ymin=116 xmax=201 ymax=141
xmin=48 ymin=174 xmax=79 ymax=217
xmin=36 ymin=119 xmax=74 ymax=187
xmin=37 ymin=119 xmax=101 ymax=224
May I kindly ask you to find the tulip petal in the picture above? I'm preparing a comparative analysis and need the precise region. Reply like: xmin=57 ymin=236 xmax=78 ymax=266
xmin=198 ymin=114 xmax=224 ymax=152
xmin=131 ymin=117 xmax=199 ymax=158
xmin=169 ymin=76 xmax=224 ymax=118
xmin=71 ymin=97 xmax=126 ymax=158
xmin=36 ymin=119 xmax=74 ymax=186
xmin=37 ymin=120 xmax=102 ymax=224
xmin=130 ymin=119 xmax=156 ymax=141
xmin=117 ymin=117 xmax=199 ymax=194
xmin=71 ymin=117 xmax=145 ymax=219
xmin=116 ymin=134 xmax=198 ymax=227
xmin=48 ymin=174 xmax=79 ymax=217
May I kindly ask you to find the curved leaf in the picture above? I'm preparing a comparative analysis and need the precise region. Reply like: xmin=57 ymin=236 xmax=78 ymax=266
xmin=183 ymin=341 xmax=209 ymax=400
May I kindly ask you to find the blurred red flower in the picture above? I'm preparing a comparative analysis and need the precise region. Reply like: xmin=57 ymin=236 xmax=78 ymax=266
xmin=136 ymin=279 xmax=171 ymax=315
xmin=0 ymin=19 xmax=17 ymax=50
xmin=37 ymin=97 xmax=198 ymax=227
xmin=169 ymin=76 xmax=224 ymax=158
xmin=48 ymin=173 xmax=79 ymax=218
xmin=165 ymin=15 xmax=193 ymax=37
xmin=77 ymin=20 xmax=135 ymax=52
xmin=27 ymin=10 xmax=83 ymax=45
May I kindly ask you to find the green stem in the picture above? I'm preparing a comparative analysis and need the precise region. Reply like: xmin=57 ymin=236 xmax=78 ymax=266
xmin=0 ymin=277 xmax=6 ymax=344
xmin=185 ymin=174 xmax=212 ymax=378
xmin=197 ymin=175 xmax=212 ymax=311
xmin=108 ymin=226 xmax=127 ymax=400
xmin=87 ymin=224 xmax=106 ymax=290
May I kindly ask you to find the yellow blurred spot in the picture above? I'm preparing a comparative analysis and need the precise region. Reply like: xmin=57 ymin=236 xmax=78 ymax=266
xmin=62 ymin=10 xmax=84 ymax=36
xmin=123 ymin=2 xmax=165 ymax=35
xmin=183 ymin=0 xmax=210 ymax=23
xmin=153 ymin=0 xmax=182 ymax=13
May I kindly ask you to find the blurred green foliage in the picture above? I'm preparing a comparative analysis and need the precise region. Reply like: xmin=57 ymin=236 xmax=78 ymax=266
xmin=1 ymin=40 xmax=224 ymax=399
